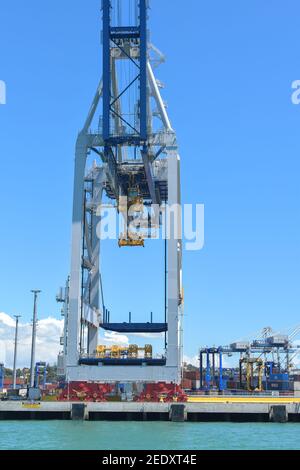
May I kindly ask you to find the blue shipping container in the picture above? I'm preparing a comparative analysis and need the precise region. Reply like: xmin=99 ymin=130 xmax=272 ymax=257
xmin=268 ymin=381 xmax=290 ymax=391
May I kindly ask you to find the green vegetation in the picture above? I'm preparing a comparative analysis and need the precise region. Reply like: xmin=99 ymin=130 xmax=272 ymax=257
xmin=3 ymin=364 xmax=58 ymax=383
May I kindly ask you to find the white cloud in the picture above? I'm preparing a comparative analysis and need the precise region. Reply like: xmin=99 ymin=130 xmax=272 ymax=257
xmin=0 ymin=312 xmax=16 ymax=328
xmin=183 ymin=354 xmax=199 ymax=367
xmin=0 ymin=312 xmax=63 ymax=368
xmin=100 ymin=331 xmax=164 ymax=346
xmin=103 ymin=331 xmax=129 ymax=345
xmin=130 ymin=332 xmax=164 ymax=339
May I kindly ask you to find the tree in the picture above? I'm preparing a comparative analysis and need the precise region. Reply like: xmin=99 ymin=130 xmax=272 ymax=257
xmin=46 ymin=364 xmax=58 ymax=383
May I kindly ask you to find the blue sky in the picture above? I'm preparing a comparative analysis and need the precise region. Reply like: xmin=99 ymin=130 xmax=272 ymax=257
xmin=0 ymin=0 xmax=300 ymax=360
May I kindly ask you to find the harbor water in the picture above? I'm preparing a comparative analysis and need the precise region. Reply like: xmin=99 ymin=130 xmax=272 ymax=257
xmin=0 ymin=421 xmax=300 ymax=450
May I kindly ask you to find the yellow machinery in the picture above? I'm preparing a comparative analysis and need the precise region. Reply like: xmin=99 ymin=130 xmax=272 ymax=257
xmin=96 ymin=345 xmax=106 ymax=358
xmin=96 ymin=344 xmax=153 ymax=359
xmin=118 ymin=185 xmax=145 ymax=247
xmin=144 ymin=344 xmax=153 ymax=358
xmin=240 ymin=357 xmax=264 ymax=392
xmin=111 ymin=345 xmax=128 ymax=358
xmin=118 ymin=236 xmax=144 ymax=248
xmin=128 ymin=344 xmax=152 ymax=358
xmin=96 ymin=345 xmax=128 ymax=359
xmin=128 ymin=345 xmax=138 ymax=358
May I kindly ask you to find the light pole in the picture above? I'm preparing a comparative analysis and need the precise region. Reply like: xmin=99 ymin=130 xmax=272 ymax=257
xmin=29 ymin=290 xmax=41 ymax=388
xmin=12 ymin=315 xmax=21 ymax=389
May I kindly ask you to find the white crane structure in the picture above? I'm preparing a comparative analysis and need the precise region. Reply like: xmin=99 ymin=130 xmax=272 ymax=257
xmin=58 ymin=0 xmax=183 ymax=384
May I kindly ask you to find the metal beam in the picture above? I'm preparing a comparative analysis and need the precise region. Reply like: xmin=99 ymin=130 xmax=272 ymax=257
xmin=142 ymin=147 xmax=159 ymax=205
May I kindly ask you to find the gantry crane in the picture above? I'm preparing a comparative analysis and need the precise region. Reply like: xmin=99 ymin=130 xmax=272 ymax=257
xmin=61 ymin=0 xmax=183 ymax=384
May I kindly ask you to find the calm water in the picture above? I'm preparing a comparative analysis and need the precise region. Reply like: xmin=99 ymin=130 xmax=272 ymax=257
xmin=0 ymin=421 xmax=300 ymax=450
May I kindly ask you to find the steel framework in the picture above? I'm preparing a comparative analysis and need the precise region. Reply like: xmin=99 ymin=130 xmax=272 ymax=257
xmin=0 ymin=363 xmax=4 ymax=389
xmin=63 ymin=0 xmax=183 ymax=383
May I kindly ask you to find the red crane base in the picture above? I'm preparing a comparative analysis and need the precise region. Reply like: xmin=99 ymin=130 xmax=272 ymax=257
xmin=57 ymin=381 xmax=187 ymax=402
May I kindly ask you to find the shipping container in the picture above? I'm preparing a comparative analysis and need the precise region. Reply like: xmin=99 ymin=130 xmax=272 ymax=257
xmin=184 ymin=370 xmax=200 ymax=380
xmin=291 ymin=381 xmax=300 ymax=391
xmin=230 ymin=342 xmax=250 ymax=351
xmin=268 ymin=381 xmax=290 ymax=391
xmin=226 ymin=381 xmax=239 ymax=389
xmin=269 ymin=373 xmax=289 ymax=381
xmin=266 ymin=335 xmax=288 ymax=346
xmin=191 ymin=380 xmax=200 ymax=390
xmin=181 ymin=379 xmax=192 ymax=390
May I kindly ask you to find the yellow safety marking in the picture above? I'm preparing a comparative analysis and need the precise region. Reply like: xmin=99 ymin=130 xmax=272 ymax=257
xmin=22 ymin=403 xmax=41 ymax=409
xmin=187 ymin=396 xmax=300 ymax=404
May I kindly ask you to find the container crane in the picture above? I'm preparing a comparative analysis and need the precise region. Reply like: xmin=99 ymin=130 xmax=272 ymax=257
xmin=60 ymin=0 xmax=183 ymax=386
